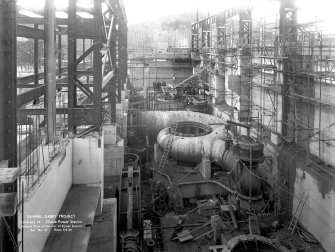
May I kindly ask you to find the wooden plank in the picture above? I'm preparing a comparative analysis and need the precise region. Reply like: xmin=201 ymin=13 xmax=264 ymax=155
xmin=0 ymin=168 xmax=22 ymax=183
xmin=43 ymin=185 xmax=100 ymax=252
xmin=0 ymin=193 xmax=17 ymax=216
xmin=176 ymin=230 xmax=193 ymax=242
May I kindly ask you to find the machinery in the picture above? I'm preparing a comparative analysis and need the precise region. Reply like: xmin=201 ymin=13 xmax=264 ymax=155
xmin=119 ymin=153 xmax=141 ymax=252
xmin=157 ymin=121 xmax=267 ymax=211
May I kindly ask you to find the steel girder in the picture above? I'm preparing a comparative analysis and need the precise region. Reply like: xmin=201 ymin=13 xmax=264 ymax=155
xmin=0 ymin=1 xmax=18 ymax=251
xmin=17 ymin=0 xmax=128 ymax=134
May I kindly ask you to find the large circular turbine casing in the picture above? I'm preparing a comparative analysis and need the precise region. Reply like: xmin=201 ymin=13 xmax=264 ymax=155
xmin=157 ymin=121 xmax=227 ymax=164
xmin=157 ymin=122 xmax=264 ymax=199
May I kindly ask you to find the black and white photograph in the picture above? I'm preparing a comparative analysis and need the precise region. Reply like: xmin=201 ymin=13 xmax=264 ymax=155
xmin=0 ymin=0 xmax=334 ymax=251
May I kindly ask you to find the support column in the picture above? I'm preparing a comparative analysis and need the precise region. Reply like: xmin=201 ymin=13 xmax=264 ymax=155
xmin=45 ymin=0 xmax=56 ymax=143
xmin=58 ymin=34 xmax=61 ymax=76
xmin=279 ymin=0 xmax=297 ymax=217
xmin=115 ymin=18 xmax=122 ymax=103
xmin=239 ymin=10 xmax=252 ymax=122
xmin=33 ymin=24 xmax=40 ymax=104
xmin=216 ymin=17 xmax=226 ymax=104
xmin=280 ymin=0 xmax=297 ymax=140
xmin=67 ymin=0 xmax=77 ymax=133
xmin=93 ymin=0 xmax=102 ymax=124
xmin=0 ymin=0 xmax=17 ymax=250
xmin=109 ymin=18 xmax=117 ymax=121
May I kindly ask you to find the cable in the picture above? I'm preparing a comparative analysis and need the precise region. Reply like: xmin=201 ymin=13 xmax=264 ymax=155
xmin=147 ymin=162 xmax=202 ymax=207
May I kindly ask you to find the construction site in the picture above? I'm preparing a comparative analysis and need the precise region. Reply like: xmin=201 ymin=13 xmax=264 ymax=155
xmin=0 ymin=0 xmax=334 ymax=251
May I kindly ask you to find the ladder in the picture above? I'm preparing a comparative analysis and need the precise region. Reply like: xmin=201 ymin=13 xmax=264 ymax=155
xmin=288 ymin=192 xmax=308 ymax=235
xmin=157 ymin=123 xmax=178 ymax=173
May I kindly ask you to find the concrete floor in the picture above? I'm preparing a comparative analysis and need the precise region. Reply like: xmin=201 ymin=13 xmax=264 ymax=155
xmin=87 ymin=198 xmax=117 ymax=252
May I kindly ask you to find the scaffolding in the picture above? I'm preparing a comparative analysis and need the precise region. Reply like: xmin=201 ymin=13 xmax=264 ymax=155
xmin=191 ymin=1 xmax=335 ymax=218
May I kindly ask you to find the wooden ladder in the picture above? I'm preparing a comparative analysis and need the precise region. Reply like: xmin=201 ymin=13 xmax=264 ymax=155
xmin=288 ymin=192 xmax=308 ymax=235
xmin=157 ymin=123 xmax=178 ymax=172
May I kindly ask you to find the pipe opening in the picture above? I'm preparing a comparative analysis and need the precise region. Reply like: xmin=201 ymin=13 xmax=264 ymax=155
xmin=231 ymin=240 xmax=282 ymax=252
xmin=172 ymin=121 xmax=212 ymax=137
xmin=147 ymin=240 xmax=155 ymax=246
xmin=124 ymin=153 xmax=139 ymax=166
xmin=229 ymin=235 xmax=284 ymax=252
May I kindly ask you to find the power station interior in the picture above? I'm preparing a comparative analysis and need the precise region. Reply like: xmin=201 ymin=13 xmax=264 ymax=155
xmin=0 ymin=0 xmax=335 ymax=251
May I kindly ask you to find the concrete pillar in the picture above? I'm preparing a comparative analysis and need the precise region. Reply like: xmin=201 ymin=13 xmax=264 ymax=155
xmin=280 ymin=0 xmax=297 ymax=140
xmin=279 ymin=0 xmax=298 ymax=218
xmin=238 ymin=10 xmax=252 ymax=122
xmin=199 ymin=157 xmax=211 ymax=180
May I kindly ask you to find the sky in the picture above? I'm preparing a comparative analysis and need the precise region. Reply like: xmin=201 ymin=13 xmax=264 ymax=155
xmin=16 ymin=0 xmax=335 ymax=27
xmin=123 ymin=0 xmax=335 ymax=25
xmin=123 ymin=0 xmax=251 ymax=24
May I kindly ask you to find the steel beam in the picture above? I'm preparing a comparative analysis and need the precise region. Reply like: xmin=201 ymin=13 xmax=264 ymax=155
xmin=58 ymin=34 xmax=62 ymax=75
xmin=93 ymin=0 xmax=103 ymax=123
xmin=17 ymin=72 xmax=44 ymax=85
xmin=67 ymin=108 xmax=100 ymax=125
xmin=109 ymin=15 xmax=117 ymax=121
xmin=0 ymin=0 xmax=17 ymax=251
xmin=76 ymin=44 xmax=95 ymax=66
xmin=18 ymin=108 xmax=99 ymax=125
xmin=45 ymin=0 xmax=56 ymax=143
xmin=17 ymin=66 xmax=68 ymax=85
xmin=17 ymin=25 xmax=45 ymax=39
xmin=17 ymin=16 xmax=68 ymax=25
xmin=17 ymin=85 xmax=46 ymax=108
xmin=67 ymin=0 xmax=77 ymax=133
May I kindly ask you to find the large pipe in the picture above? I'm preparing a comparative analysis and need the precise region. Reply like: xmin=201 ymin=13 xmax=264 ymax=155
xmin=157 ymin=121 xmax=264 ymax=199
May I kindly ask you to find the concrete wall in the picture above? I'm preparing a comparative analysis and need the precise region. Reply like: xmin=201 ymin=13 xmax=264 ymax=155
xmin=309 ymin=82 xmax=335 ymax=166
xmin=104 ymin=141 xmax=124 ymax=177
xmin=279 ymin=145 xmax=335 ymax=252
xmin=21 ymin=141 xmax=73 ymax=252
xmin=72 ymin=134 xmax=104 ymax=185
xmin=72 ymin=134 xmax=104 ymax=213
xmin=294 ymin=167 xmax=335 ymax=252
xmin=103 ymin=124 xmax=124 ymax=177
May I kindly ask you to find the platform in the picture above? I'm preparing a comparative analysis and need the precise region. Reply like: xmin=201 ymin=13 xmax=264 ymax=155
xmin=87 ymin=198 xmax=117 ymax=252
xmin=42 ymin=185 xmax=100 ymax=252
